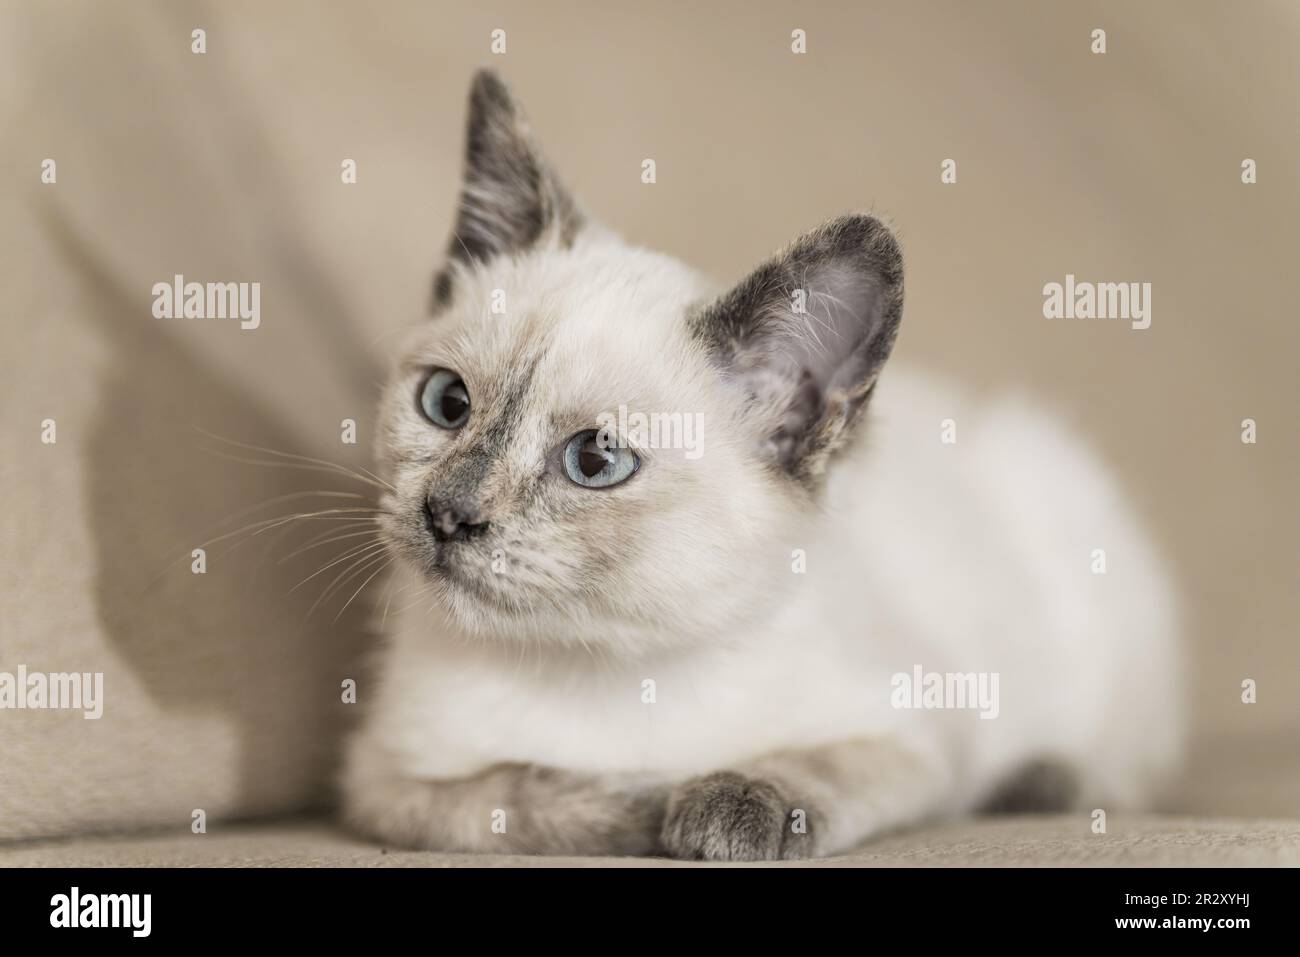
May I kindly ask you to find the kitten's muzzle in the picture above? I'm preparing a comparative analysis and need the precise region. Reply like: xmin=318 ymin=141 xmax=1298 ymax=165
xmin=424 ymin=496 xmax=490 ymax=544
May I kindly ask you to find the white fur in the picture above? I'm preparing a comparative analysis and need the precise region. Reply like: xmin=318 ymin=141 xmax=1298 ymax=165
xmin=344 ymin=229 xmax=1184 ymax=855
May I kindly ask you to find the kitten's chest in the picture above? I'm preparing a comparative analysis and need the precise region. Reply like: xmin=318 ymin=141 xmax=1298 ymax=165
xmin=369 ymin=620 xmax=873 ymax=780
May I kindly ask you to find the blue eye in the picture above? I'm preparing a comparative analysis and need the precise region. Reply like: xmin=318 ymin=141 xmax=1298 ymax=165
xmin=419 ymin=369 xmax=470 ymax=429
xmin=563 ymin=430 xmax=639 ymax=488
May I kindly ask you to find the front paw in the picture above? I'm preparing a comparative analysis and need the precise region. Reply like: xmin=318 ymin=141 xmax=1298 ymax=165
xmin=660 ymin=771 xmax=808 ymax=861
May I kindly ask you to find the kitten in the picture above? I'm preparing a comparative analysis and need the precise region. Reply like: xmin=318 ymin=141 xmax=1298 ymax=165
xmin=340 ymin=70 xmax=1183 ymax=860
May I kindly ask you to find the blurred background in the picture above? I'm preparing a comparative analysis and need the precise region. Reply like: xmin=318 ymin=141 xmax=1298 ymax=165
xmin=1 ymin=0 xmax=1296 ymax=841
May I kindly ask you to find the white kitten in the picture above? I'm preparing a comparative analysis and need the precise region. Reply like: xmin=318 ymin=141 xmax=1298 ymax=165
xmin=341 ymin=71 xmax=1183 ymax=859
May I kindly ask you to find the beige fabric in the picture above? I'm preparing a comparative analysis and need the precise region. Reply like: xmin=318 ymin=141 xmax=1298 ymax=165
xmin=2 ymin=0 xmax=1297 ymax=847
xmin=4 ymin=815 xmax=1298 ymax=867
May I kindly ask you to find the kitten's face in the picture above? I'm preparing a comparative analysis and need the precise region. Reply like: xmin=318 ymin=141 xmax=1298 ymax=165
xmin=375 ymin=72 xmax=903 ymax=655
xmin=377 ymin=243 xmax=798 ymax=652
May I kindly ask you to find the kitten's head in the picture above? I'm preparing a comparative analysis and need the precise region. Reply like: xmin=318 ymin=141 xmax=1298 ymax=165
xmin=376 ymin=71 xmax=904 ymax=655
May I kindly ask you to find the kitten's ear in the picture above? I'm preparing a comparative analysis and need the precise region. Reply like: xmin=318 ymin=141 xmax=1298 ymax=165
xmin=436 ymin=70 xmax=583 ymax=303
xmin=693 ymin=214 xmax=904 ymax=484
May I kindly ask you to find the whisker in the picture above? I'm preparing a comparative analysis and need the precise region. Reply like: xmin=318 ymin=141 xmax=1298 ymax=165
xmin=249 ymin=508 xmax=385 ymax=538
xmin=202 ymin=509 xmax=381 ymax=551
xmin=309 ymin=548 xmax=393 ymax=620
xmin=199 ymin=446 xmax=394 ymax=494
xmin=355 ymin=464 xmax=394 ymax=492
xmin=378 ymin=566 xmax=417 ymax=630
xmin=392 ymin=581 xmax=442 ymax=617
xmin=200 ymin=509 xmax=380 ymax=564
xmin=211 ymin=515 xmax=381 ymax=576
xmin=257 ymin=514 xmax=375 ymax=560
xmin=290 ymin=539 xmax=390 ymax=593
xmin=278 ymin=527 xmax=385 ymax=563
xmin=143 ymin=509 xmax=383 ymax=597
xmin=205 ymin=489 xmax=370 ymax=532
xmin=194 ymin=427 xmax=396 ymax=492
xmin=294 ymin=518 xmax=383 ymax=545
xmin=335 ymin=557 xmax=395 ymax=623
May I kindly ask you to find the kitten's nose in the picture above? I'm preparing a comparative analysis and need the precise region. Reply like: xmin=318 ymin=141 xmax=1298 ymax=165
xmin=424 ymin=497 xmax=489 ymax=543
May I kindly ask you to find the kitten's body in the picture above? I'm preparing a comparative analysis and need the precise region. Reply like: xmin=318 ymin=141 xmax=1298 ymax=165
xmin=342 ymin=73 xmax=1182 ymax=859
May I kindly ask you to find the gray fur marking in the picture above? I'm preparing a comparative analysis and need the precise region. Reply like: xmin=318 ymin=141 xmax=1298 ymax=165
xmin=659 ymin=771 xmax=814 ymax=861
xmin=433 ymin=69 xmax=584 ymax=309
xmin=691 ymin=213 xmax=905 ymax=486
xmin=982 ymin=758 xmax=1081 ymax=814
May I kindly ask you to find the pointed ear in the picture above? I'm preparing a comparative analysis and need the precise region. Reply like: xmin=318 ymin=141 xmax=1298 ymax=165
xmin=692 ymin=214 xmax=904 ymax=484
xmin=435 ymin=70 xmax=583 ymax=305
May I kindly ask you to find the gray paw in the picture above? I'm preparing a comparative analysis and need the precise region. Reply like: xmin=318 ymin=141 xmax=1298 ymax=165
xmin=660 ymin=771 xmax=808 ymax=861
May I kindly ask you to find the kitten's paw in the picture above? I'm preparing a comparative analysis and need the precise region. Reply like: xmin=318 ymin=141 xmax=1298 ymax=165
xmin=660 ymin=771 xmax=807 ymax=861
